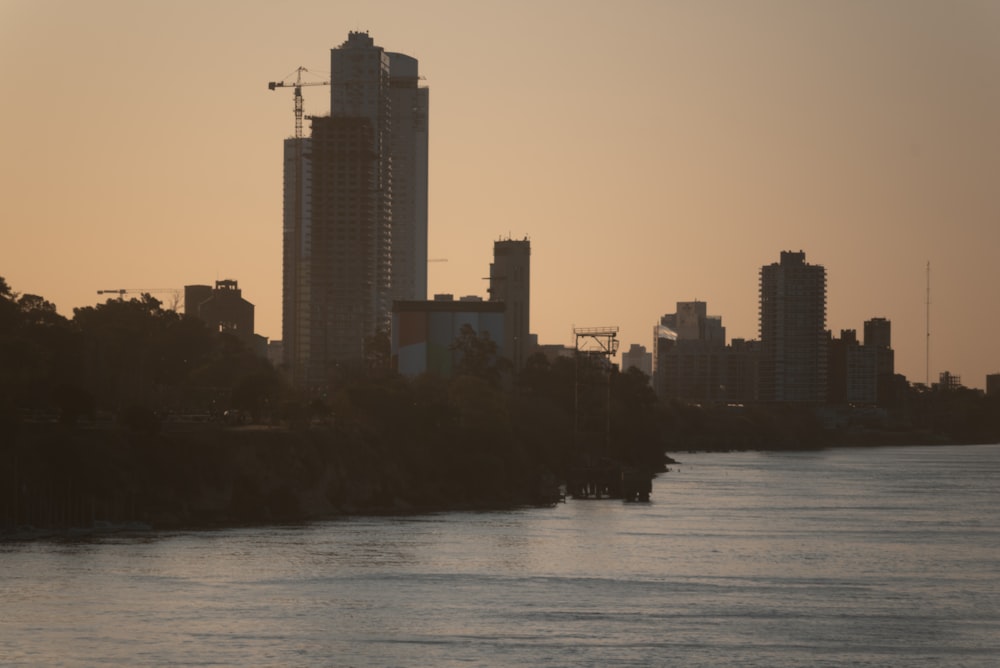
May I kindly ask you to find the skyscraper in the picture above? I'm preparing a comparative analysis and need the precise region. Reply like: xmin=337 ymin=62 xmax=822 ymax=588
xmin=282 ymin=32 xmax=429 ymax=386
xmin=759 ymin=251 xmax=827 ymax=403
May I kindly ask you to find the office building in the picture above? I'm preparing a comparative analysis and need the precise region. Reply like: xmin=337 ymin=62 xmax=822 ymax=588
xmin=282 ymin=31 xmax=428 ymax=386
xmin=759 ymin=251 xmax=827 ymax=403
xmin=185 ymin=280 xmax=267 ymax=356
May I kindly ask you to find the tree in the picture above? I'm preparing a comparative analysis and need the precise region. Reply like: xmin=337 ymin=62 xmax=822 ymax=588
xmin=449 ymin=323 xmax=511 ymax=387
xmin=0 ymin=279 xmax=80 ymax=411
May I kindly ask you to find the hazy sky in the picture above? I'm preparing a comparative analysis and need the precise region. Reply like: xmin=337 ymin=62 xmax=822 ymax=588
xmin=2 ymin=0 xmax=998 ymax=388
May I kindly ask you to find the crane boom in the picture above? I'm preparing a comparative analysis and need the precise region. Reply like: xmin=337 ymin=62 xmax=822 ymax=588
xmin=267 ymin=66 xmax=330 ymax=139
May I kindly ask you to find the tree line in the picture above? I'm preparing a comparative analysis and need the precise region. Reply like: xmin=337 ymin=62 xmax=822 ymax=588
xmin=3 ymin=274 xmax=997 ymax=468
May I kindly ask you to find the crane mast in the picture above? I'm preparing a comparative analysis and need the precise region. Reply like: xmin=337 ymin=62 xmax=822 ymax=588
xmin=268 ymin=66 xmax=329 ymax=385
xmin=267 ymin=66 xmax=330 ymax=139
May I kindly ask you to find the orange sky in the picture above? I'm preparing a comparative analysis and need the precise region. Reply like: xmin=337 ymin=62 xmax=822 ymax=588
xmin=2 ymin=0 xmax=998 ymax=388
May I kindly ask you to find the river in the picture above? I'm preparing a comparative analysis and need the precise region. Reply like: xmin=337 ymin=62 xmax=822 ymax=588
xmin=3 ymin=444 xmax=999 ymax=666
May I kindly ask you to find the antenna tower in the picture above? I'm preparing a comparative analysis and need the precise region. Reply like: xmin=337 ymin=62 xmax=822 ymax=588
xmin=925 ymin=261 xmax=931 ymax=386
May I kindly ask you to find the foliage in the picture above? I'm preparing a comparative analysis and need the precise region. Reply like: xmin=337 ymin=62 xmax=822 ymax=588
xmin=1 ymin=277 xmax=286 ymax=423
xmin=449 ymin=323 xmax=511 ymax=387
xmin=7 ymin=275 xmax=997 ymax=527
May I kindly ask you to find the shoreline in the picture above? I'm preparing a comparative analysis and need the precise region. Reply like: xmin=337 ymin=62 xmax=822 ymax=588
xmin=2 ymin=422 xmax=992 ymax=539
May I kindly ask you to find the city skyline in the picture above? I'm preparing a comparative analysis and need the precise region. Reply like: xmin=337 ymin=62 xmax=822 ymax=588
xmin=2 ymin=1 xmax=998 ymax=388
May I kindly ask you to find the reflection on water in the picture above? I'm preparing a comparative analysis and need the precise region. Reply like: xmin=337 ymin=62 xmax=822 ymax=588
xmin=2 ymin=444 xmax=999 ymax=667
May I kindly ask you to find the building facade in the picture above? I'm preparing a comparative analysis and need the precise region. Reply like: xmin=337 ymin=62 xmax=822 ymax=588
xmin=863 ymin=317 xmax=895 ymax=407
xmin=759 ymin=251 xmax=828 ymax=403
xmin=185 ymin=280 xmax=266 ymax=356
xmin=488 ymin=237 xmax=531 ymax=372
xmin=282 ymin=31 xmax=429 ymax=386
xmin=654 ymin=301 xmax=728 ymax=404
xmin=827 ymin=329 xmax=877 ymax=405
xmin=392 ymin=296 xmax=505 ymax=377
xmin=185 ymin=280 xmax=254 ymax=340
xmin=621 ymin=343 xmax=653 ymax=380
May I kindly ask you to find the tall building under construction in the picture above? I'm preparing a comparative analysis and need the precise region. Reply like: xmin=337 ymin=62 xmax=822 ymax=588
xmin=282 ymin=31 xmax=428 ymax=386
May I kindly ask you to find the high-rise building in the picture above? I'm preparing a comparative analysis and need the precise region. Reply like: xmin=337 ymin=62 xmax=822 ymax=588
xmin=827 ymin=329 xmax=878 ymax=405
xmin=863 ymin=317 xmax=891 ymax=349
xmin=759 ymin=251 xmax=827 ymax=403
xmin=282 ymin=31 xmax=429 ymax=386
xmin=864 ymin=317 xmax=895 ymax=407
xmin=654 ymin=301 xmax=727 ymax=403
xmin=659 ymin=301 xmax=725 ymax=344
xmin=489 ymin=237 xmax=531 ymax=372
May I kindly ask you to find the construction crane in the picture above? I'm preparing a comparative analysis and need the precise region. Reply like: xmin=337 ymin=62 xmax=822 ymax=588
xmin=269 ymin=66 xmax=328 ymax=386
xmin=267 ymin=66 xmax=330 ymax=139
xmin=97 ymin=288 xmax=175 ymax=298
xmin=97 ymin=288 xmax=180 ymax=309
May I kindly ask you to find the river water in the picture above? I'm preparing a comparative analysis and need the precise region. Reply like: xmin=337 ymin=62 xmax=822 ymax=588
xmin=3 ymin=444 xmax=999 ymax=667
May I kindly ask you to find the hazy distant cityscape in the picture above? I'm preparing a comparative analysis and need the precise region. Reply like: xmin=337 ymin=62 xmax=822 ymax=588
xmin=261 ymin=31 xmax=997 ymax=408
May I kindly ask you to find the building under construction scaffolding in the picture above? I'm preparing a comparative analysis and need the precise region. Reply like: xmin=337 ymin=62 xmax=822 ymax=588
xmin=279 ymin=31 xmax=429 ymax=387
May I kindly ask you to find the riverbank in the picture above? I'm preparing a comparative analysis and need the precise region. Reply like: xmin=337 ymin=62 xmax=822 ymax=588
xmin=1 ymin=422 xmax=561 ymax=534
xmin=3 ymin=419 xmax=987 ymax=537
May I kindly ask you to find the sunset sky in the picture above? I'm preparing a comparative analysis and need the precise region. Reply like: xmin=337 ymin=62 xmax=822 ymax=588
xmin=2 ymin=0 xmax=998 ymax=388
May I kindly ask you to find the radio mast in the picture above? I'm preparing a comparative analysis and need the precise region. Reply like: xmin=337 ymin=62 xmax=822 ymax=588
xmin=925 ymin=261 xmax=931 ymax=386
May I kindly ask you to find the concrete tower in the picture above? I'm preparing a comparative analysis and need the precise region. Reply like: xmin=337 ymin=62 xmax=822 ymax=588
xmin=489 ymin=238 xmax=531 ymax=372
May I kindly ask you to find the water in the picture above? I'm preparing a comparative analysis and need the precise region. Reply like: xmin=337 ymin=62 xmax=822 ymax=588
xmin=3 ymin=444 xmax=999 ymax=666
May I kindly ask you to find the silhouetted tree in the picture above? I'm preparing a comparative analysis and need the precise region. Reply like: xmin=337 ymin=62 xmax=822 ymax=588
xmin=449 ymin=323 xmax=511 ymax=387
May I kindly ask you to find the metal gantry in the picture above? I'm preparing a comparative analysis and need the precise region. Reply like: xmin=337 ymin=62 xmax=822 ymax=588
xmin=571 ymin=326 xmax=619 ymax=498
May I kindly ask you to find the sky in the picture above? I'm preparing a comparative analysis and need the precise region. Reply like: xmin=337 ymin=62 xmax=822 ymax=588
xmin=2 ymin=0 xmax=998 ymax=389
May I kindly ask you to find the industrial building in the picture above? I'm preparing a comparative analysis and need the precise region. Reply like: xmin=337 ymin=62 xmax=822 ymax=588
xmin=184 ymin=280 xmax=266 ymax=356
